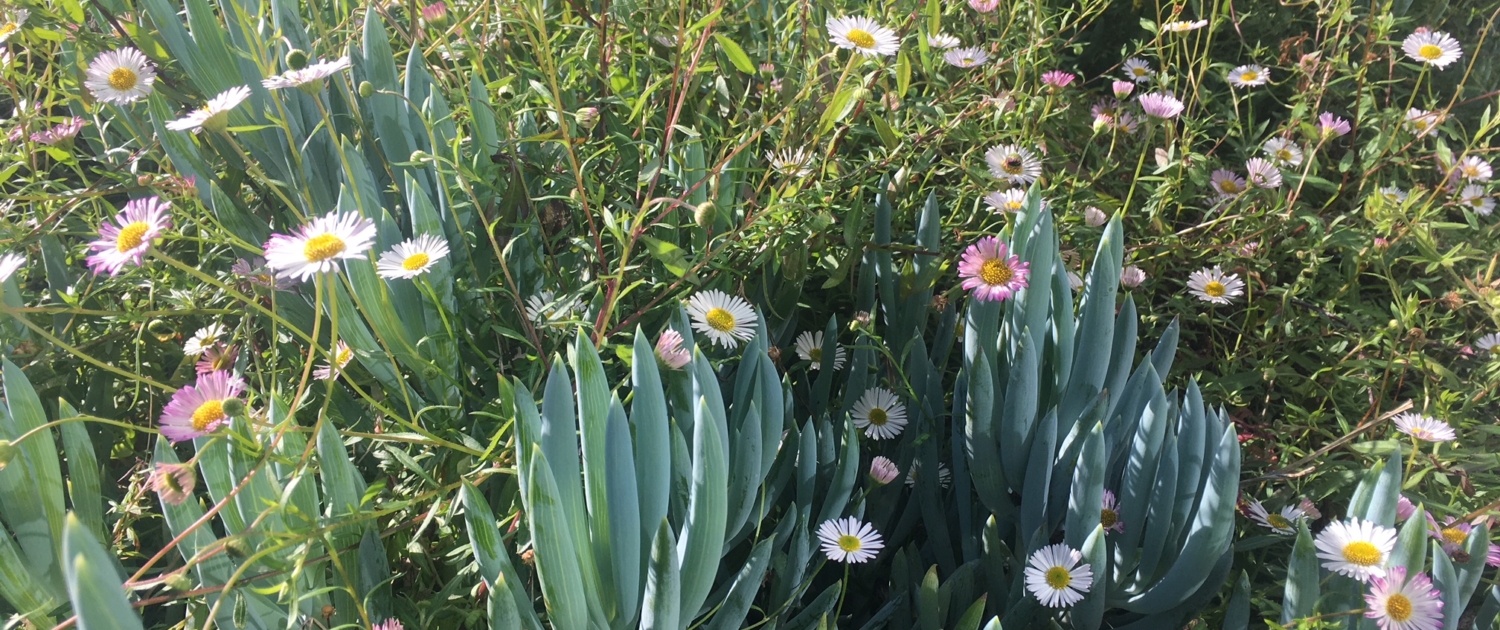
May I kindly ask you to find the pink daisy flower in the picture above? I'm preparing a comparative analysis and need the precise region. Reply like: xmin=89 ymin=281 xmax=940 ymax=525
xmin=1318 ymin=112 xmax=1352 ymax=138
xmin=1042 ymin=71 xmax=1076 ymax=89
xmin=1137 ymin=92 xmax=1184 ymax=119
xmin=655 ymin=329 xmax=692 ymax=370
xmin=150 ymin=462 xmax=197 ymax=505
xmin=86 ymin=196 xmax=171 ymax=276
xmin=1101 ymin=490 xmax=1124 ymax=533
xmin=958 ymin=237 xmax=1030 ymax=302
xmin=159 ymin=371 xmax=245 ymax=443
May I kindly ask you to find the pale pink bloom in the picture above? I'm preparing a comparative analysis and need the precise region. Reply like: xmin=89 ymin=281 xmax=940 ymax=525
xmin=1137 ymin=92 xmax=1183 ymax=119
xmin=1364 ymin=567 xmax=1443 ymax=630
xmin=30 ymin=117 xmax=85 ymax=145
xmin=1298 ymin=498 xmax=1322 ymax=520
xmin=958 ymin=237 xmax=1030 ymax=302
xmin=420 ymin=2 xmax=447 ymax=24
xmin=315 ymin=340 xmax=354 ymax=380
xmin=968 ymin=0 xmax=999 ymax=13
xmin=655 ymin=329 xmax=692 ymax=370
xmin=1318 ymin=112 xmax=1351 ymax=138
xmin=150 ymin=463 xmax=197 ymax=506
xmin=86 ymin=196 xmax=171 ymax=276
xmin=196 ymin=344 xmax=239 ymax=375
xmin=262 ymin=211 xmax=377 ymax=282
xmin=372 ymin=620 xmax=405 ymax=630
xmin=1112 ymin=80 xmax=1134 ymax=99
xmin=1245 ymin=157 xmax=1283 ymax=189
xmin=159 ymin=371 xmax=245 ymax=443
xmin=1041 ymin=71 xmax=1076 ymax=88
xmin=869 ymin=456 xmax=900 ymax=485
xmin=1101 ymin=490 xmax=1124 ymax=533
xmin=1120 ymin=266 xmax=1146 ymax=288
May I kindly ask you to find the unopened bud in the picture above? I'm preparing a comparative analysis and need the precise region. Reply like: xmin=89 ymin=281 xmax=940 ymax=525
xmin=137 ymin=174 xmax=154 ymax=187
xmin=575 ymin=106 xmax=600 ymax=131
xmin=0 ymin=440 xmax=15 ymax=471
xmin=285 ymin=49 xmax=309 ymax=70
xmin=358 ymin=81 xmax=375 ymax=98
xmin=420 ymin=2 xmax=449 ymax=28
xmin=694 ymin=201 xmax=717 ymax=228
xmin=164 ymin=572 xmax=194 ymax=592
xmin=221 ymin=398 xmax=246 ymax=418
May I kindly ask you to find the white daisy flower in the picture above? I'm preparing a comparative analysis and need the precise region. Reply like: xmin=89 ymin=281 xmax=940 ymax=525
xmin=1245 ymin=157 xmax=1283 ymax=189
xmin=1457 ymin=184 xmax=1494 ymax=216
xmin=816 ymin=517 xmax=885 ymax=563
xmin=686 ymin=289 xmax=758 ymax=349
xmin=262 ymin=212 xmax=378 ymax=282
xmin=1452 ymin=156 xmax=1492 ymax=182
xmin=525 ymin=291 xmax=577 ymax=329
xmin=1210 ymin=169 xmax=1247 ymax=199
xmin=904 ymin=461 xmax=952 ymax=489
xmin=84 ymin=48 xmax=158 ymax=105
xmin=1402 ymin=30 xmax=1463 ymax=69
xmin=262 ymin=57 xmax=352 ymax=91
xmin=183 ymin=323 xmax=228 ymax=356
xmin=1263 ymin=138 xmax=1305 ymax=167
xmin=314 ymin=340 xmax=354 ymax=380
xmin=0 ymin=8 xmax=28 ymax=44
xmin=826 ymin=15 xmax=900 ymax=57
xmin=1314 ymin=518 xmax=1398 ymax=582
xmin=1364 ymin=567 xmax=1444 ymax=630
xmin=165 ymin=86 xmax=251 ymax=133
xmin=0 ymin=253 xmax=25 ymax=283
xmin=376 ymin=234 xmax=449 ymax=279
xmin=852 ymin=387 xmax=908 ymax=440
xmin=1393 ymin=412 xmax=1456 ymax=443
xmin=1228 ymin=64 xmax=1269 ymax=87
xmin=984 ymin=144 xmax=1042 ymax=185
xmin=1122 ymin=57 xmax=1153 ymax=83
xmin=983 ymin=188 xmax=1028 ymax=213
xmin=1024 ymin=543 xmax=1095 ymax=608
xmin=767 ymin=147 xmax=813 ymax=178
xmin=1247 ymin=500 xmax=1305 ymax=535
xmin=1405 ymin=109 xmax=1442 ymax=138
xmin=926 ymin=33 xmax=960 ymax=49
xmin=1187 ymin=266 xmax=1245 ymax=305
xmin=944 ymin=47 xmax=990 ymax=68
xmin=1476 ymin=333 xmax=1500 ymax=353
xmin=1067 ymin=271 xmax=1084 ymax=290
xmin=794 ymin=330 xmax=845 ymax=370
xmin=1379 ymin=186 xmax=1409 ymax=204
xmin=1161 ymin=19 xmax=1208 ymax=32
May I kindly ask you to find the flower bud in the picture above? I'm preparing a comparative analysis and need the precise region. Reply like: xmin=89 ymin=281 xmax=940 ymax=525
xmin=421 ymin=2 xmax=449 ymax=28
xmin=1112 ymin=80 xmax=1135 ymax=99
xmin=164 ymin=572 xmax=194 ymax=592
xmin=358 ymin=81 xmax=375 ymax=98
xmin=575 ymin=106 xmax=600 ymax=131
xmin=694 ymin=201 xmax=717 ymax=228
xmin=221 ymin=398 xmax=247 ymax=418
xmin=285 ymin=49 xmax=309 ymax=71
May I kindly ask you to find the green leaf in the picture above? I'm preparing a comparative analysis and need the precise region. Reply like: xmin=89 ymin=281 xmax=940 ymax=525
xmin=641 ymin=236 xmax=700 ymax=283
xmin=1073 ymin=525 xmax=1107 ymax=630
xmin=1223 ymin=571 xmax=1251 ymax=630
xmin=0 ymin=359 xmax=66 ymax=591
xmin=605 ymin=401 xmax=642 ymax=621
xmin=702 ymin=534 xmax=776 ymax=630
xmin=713 ymin=35 xmax=756 ymax=73
xmin=871 ymin=113 xmax=899 ymax=148
xmin=461 ymin=483 xmax=544 ymax=630
xmin=631 ymin=328 xmax=672 ymax=552
xmin=1433 ymin=541 xmax=1461 ymax=630
xmin=527 ymin=449 xmax=591 ymax=630
xmin=1065 ymin=422 xmax=1106 ymax=550
xmin=0 ymin=518 xmax=55 ymax=626
xmin=677 ymin=397 xmax=728 ymax=622
xmin=641 ymin=521 xmax=680 ymax=630
xmin=63 ymin=514 xmax=145 ymax=630
xmin=58 ymin=399 xmax=104 ymax=542
xmin=896 ymin=51 xmax=911 ymax=97
xmin=819 ymin=88 xmax=859 ymax=133
xmin=1390 ymin=504 xmax=1430 ymax=576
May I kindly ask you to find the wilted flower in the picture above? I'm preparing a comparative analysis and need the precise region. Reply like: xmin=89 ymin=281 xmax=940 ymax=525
xmin=869 ymin=456 xmax=899 ymax=485
xmin=1100 ymin=490 xmax=1124 ymax=533
xmin=1405 ymin=109 xmax=1442 ymax=138
xmin=944 ymin=47 xmax=990 ymax=68
xmin=826 ymin=15 xmax=899 ymax=57
xmin=87 ymin=196 xmax=172 ymax=276
xmin=1245 ymin=157 xmax=1283 ymax=189
xmin=165 ymin=86 xmax=251 ymax=133
xmin=1122 ymin=57 xmax=1153 ymax=82
xmin=654 ymin=329 xmax=691 ymax=370
xmin=1137 ymin=92 xmax=1184 ymax=119
xmin=30 ymin=117 xmax=85 ymax=146
xmin=1397 ymin=495 xmax=1418 ymax=522
xmin=525 ymin=291 xmax=576 ymax=329
xmin=968 ymin=0 xmax=1000 ymax=13
xmin=1227 ymin=64 xmax=1269 ymax=87
xmin=420 ymin=2 xmax=448 ymax=27
xmin=1402 ymin=30 xmax=1463 ymax=69
xmin=1186 ymin=266 xmax=1245 ymax=305
xmin=372 ymin=620 xmax=405 ymax=630
xmin=1024 ymin=544 xmax=1094 ymax=608
xmin=196 ymin=344 xmax=239 ymax=375
xmin=150 ymin=463 xmax=197 ymax=506
xmin=905 ymin=461 xmax=952 ymax=488
xmin=1240 ymin=241 xmax=1261 ymax=257
xmin=817 ymin=517 xmax=884 ymax=563
xmin=959 ymin=237 xmax=1030 ymax=302
xmin=1247 ymin=500 xmax=1305 ymax=535
xmin=767 ymin=147 xmax=813 ymax=178
xmin=1041 ymin=70 xmax=1076 ymax=89
xmin=0 ymin=253 xmax=24 ymax=284
xmin=263 ymin=212 xmax=377 ymax=282
xmin=1318 ymin=112 xmax=1352 ymax=138
xmin=687 ymin=289 xmax=758 ymax=349
xmin=85 ymin=48 xmax=158 ymax=105
xmin=262 ymin=57 xmax=352 ymax=92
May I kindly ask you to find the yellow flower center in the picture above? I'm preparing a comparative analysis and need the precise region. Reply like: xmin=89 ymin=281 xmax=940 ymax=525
xmin=336 ymin=347 xmax=353 ymax=365
xmin=303 ymin=233 xmax=347 ymax=262
xmin=1002 ymin=157 xmax=1024 ymax=174
xmin=1045 ymin=567 xmax=1072 ymax=589
xmin=962 ymin=57 xmax=974 ymax=65
xmin=847 ymin=29 xmax=877 ymax=49
xmin=1386 ymin=593 xmax=1413 ymax=622
xmin=1132 ymin=67 xmax=1148 ymax=76
xmin=808 ymin=347 xmax=823 ymax=362
xmin=1240 ymin=71 xmax=1258 ymax=82
xmin=979 ymin=259 xmax=1013 ymax=286
xmin=1341 ymin=541 xmax=1382 ymax=566
xmin=837 ymin=534 xmax=863 ymax=552
xmin=1100 ymin=508 xmax=1118 ymax=529
xmin=1441 ymin=527 xmax=1468 ymax=545
xmin=191 ymin=400 xmax=226 ymax=432
xmin=1220 ymin=180 xmax=1240 ymax=194
xmin=1203 ymin=281 xmax=1226 ymax=298
xmin=1276 ymin=149 xmax=1295 ymax=162
xmin=108 ymin=67 xmax=139 ymax=91
xmin=0 ymin=23 xmax=17 ymax=38
xmin=705 ymin=307 xmax=736 ymax=332
xmin=116 ymin=221 xmax=151 ymax=252
xmin=1418 ymin=44 xmax=1444 ymax=60
xmin=402 ymin=253 xmax=430 ymax=271
xmin=1267 ymin=514 xmax=1292 ymax=530
xmin=867 ymin=408 xmax=888 ymax=426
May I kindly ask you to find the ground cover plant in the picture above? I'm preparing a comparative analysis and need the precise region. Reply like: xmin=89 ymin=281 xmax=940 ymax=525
xmin=1 ymin=0 xmax=1499 ymax=627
